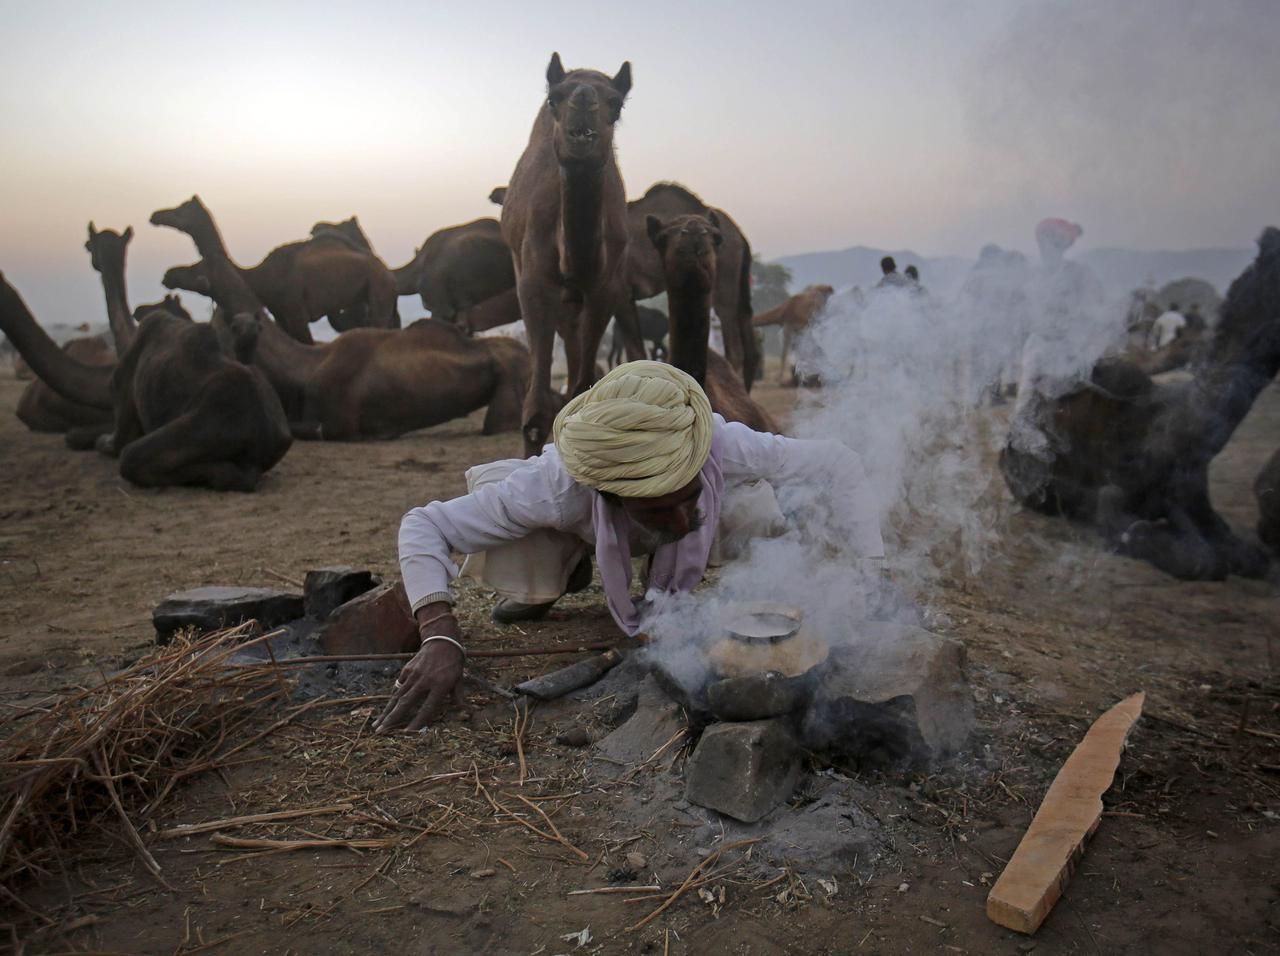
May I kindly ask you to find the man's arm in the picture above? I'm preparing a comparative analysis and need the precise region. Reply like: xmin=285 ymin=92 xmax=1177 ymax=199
xmin=716 ymin=417 xmax=885 ymax=559
xmin=378 ymin=457 xmax=572 ymax=734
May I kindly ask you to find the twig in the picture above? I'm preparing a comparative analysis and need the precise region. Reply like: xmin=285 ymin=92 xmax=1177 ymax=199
xmin=266 ymin=641 xmax=623 ymax=665
xmin=209 ymin=834 xmax=398 ymax=852
xmin=503 ymin=793 xmax=589 ymax=861
xmin=627 ymin=839 xmax=760 ymax=932
xmin=513 ymin=701 xmax=531 ymax=786
xmin=260 ymin=567 xmax=304 ymax=589
xmin=156 ymin=804 xmax=353 ymax=840
xmin=569 ymin=885 xmax=663 ymax=896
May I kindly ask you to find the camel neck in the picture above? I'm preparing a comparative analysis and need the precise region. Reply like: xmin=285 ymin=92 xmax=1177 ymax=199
xmin=392 ymin=258 xmax=422 ymax=297
xmin=251 ymin=316 xmax=325 ymax=411
xmin=666 ymin=283 xmax=713 ymax=387
xmin=0 ymin=279 xmax=114 ymax=409
xmin=559 ymin=163 xmax=605 ymax=294
xmin=190 ymin=216 xmax=229 ymax=259
xmin=96 ymin=257 xmax=137 ymax=353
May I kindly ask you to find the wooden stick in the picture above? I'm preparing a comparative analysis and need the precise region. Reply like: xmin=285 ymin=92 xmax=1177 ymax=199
xmin=508 ymin=792 xmax=588 ymax=861
xmin=156 ymin=803 xmax=353 ymax=840
xmin=627 ymin=839 xmax=759 ymax=932
xmin=569 ymin=885 xmax=663 ymax=896
xmin=264 ymin=642 xmax=623 ymax=665
xmin=210 ymin=834 xmax=397 ymax=851
xmin=987 ymin=692 xmax=1145 ymax=935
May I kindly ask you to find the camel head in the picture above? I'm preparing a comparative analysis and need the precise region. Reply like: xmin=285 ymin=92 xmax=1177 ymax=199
xmin=162 ymin=261 xmax=211 ymax=297
xmin=544 ymin=52 xmax=631 ymax=167
xmin=646 ymin=212 xmax=722 ymax=294
xmin=84 ymin=223 xmax=133 ymax=277
xmin=150 ymin=195 xmax=210 ymax=233
xmin=132 ymin=294 xmax=191 ymax=323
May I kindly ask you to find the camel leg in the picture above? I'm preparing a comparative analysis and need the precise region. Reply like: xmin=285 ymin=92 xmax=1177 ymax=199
xmin=613 ymin=297 xmax=648 ymax=363
xmin=778 ymin=326 xmax=792 ymax=385
xmin=272 ymin=302 xmax=315 ymax=344
xmin=368 ymin=272 xmax=400 ymax=330
xmin=517 ymin=277 xmax=567 ymax=455
xmin=65 ymin=423 xmax=112 ymax=451
xmin=481 ymin=360 xmax=525 ymax=435
xmin=116 ymin=406 xmax=263 ymax=491
xmin=573 ymin=285 xmax=618 ymax=397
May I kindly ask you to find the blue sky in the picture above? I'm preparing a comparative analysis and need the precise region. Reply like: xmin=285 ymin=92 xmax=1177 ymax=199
xmin=2 ymin=0 xmax=1277 ymax=325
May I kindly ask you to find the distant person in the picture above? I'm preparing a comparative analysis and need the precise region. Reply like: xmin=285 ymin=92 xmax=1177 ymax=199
xmin=1150 ymin=302 xmax=1187 ymax=350
xmin=876 ymin=255 xmax=908 ymax=289
xmin=904 ymin=265 xmax=919 ymax=282
xmin=903 ymin=264 xmax=926 ymax=295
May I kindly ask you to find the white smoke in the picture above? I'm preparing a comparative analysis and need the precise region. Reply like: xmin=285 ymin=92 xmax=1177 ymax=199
xmin=644 ymin=245 xmax=1129 ymax=668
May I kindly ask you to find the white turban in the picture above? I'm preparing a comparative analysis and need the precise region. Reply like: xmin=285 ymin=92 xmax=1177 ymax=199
xmin=553 ymin=361 xmax=713 ymax=498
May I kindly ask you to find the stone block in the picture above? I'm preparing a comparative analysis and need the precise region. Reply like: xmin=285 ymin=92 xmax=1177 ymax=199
xmin=317 ymin=582 xmax=418 ymax=656
xmin=800 ymin=623 xmax=974 ymax=764
xmin=153 ymin=586 xmax=304 ymax=644
xmin=303 ymin=566 xmax=379 ymax=620
xmin=685 ymin=719 xmax=800 ymax=823
xmin=594 ymin=676 xmax=685 ymax=766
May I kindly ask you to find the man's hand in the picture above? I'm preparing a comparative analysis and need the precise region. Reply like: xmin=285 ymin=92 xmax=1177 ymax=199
xmin=374 ymin=604 xmax=464 ymax=733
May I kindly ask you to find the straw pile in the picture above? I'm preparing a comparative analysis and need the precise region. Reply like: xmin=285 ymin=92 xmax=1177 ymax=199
xmin=0 ymin=624 xmax=292 ymax=894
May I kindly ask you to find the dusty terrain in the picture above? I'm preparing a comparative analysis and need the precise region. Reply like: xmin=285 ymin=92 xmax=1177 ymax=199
xmin=1 ymin=369 xmax=1277 ymax=955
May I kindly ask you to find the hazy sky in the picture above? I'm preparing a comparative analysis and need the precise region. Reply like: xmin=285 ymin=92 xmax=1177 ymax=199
xmin=2 ymin=0 xmax=1278 ymax=326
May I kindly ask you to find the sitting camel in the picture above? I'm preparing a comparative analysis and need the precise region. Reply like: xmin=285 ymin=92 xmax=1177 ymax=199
xmin=646 ymin=212 xmax=778 ymax=433
xmin=501 ymin=53 xmax=633 ymax=455
xmin=999 ymin=227 xmax=1280 ymax=580
xmin=608 ymin=305 xmax=667 ymax=367
xmin=151 ymin=196 xmax=398 ymax=343
xmin=1257 ymin=449 xmax=1280 ymax=553
xmin=752 ymin=284 xmax=836 ymax=385
xmin=0 ymin=267 xmax=292 ymax=491
xmin=164 ymin=258 xmax=530 ymax=440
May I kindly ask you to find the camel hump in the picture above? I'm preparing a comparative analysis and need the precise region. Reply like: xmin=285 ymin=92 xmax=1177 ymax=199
xmin=643 ymin=182 xmax=705 ymax=208
xmin=309 ymin=223 xmax=370 ymax=253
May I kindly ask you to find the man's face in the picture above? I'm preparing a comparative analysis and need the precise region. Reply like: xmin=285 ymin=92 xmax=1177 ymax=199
xmin=619 ymin=476 xmax=704 ymax=545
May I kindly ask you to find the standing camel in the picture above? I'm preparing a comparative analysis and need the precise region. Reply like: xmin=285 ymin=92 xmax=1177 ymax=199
xmin=501 ymin=52 xmax=632 ymax=455
xmin=752 ymin=284 xmax=835 ymax=385
xmin=620 ymin=183 xmax=759 ymax=389
xmin=151 ymin=196 xmax=398 ymax=343
xmin=646 ymin=212 xmax=777 ymax=433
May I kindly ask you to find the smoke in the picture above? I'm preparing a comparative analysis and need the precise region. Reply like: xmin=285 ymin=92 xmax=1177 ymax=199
xmin=963 ymin=0 xmax=1280 ymax=248
xmin=644 ymin=247 xmax=1129 ymax=675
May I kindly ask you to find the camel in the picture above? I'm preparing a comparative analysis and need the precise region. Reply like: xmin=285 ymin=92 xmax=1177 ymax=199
xmin=621 ymin=183 xmax=759 ymax=389
xmin=16 ymin=223 xmax=146 ymax=439
xmin=0 ymin=264 xmax=291 ymax=490
xmin=998 ymin=227 xmax=1280 ymax=580
xmin=1257 ymin=449 xmax=1280 ymax=553
xmin=647 ymin=212 xmax=778 ymax=434
xmin=166 ymin=257 xmax=530 ymax=440
xmin=494 ymin=180 xmax=760 ymax=390
xmin=456 ymin=287 xmax=524 ymax=334
xmin=608 ymin=305 xmax=667 ymax=367
xmin=501 ymin=52 xmax=632 ymax=455
xmin=150 ymin=196 xmax=398 ymax=343
xmin=752 ymin=284 xmax=836 ymax=385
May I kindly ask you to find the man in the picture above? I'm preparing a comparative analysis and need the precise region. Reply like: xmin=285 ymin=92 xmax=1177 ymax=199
xmin=876 ymin=256 xmax=908 ymax=289
xmin=376 ymin=361 xmax=882 ymax=733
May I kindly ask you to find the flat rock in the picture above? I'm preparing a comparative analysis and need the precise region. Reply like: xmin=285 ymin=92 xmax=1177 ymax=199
xmin=685 ymin=718 xmax=800 ymax=823
xmin=593 ymin=675 xmax=685 ymax=767
xmin=317 ymin=582 xmax=418 ymax=656
xmin=706 ymin=672 xmax=811 ymax=721
xmin=800 ymin=622 xmax=974 ymax=764
xmin=153 ymin=586 xmax=303 ymax=644
xmin=303 ymin=566 xmax=379 ymax=620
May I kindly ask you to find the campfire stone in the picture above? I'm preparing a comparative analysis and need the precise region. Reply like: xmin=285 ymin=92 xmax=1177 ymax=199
xmin=303 ymin=566 xmax=380 ymax=620
xmin=684 ymin=718 xmax=801 ymax=823
xmin=153 ymin=586 xmax=304 ymax=643
xmin=318 ymin=582 xmax=419 ymax=656
xmin=800 ymin=623 xmax=974 ymax=764
xmin=594 ymin=675 xmax=685 ymax=767
xmin=706 ymin=672 xmax=809 ymax=721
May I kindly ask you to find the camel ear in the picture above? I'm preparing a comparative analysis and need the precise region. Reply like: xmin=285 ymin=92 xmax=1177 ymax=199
xmin=612 ymin=61 xmax=632 ymax=98
xmin=547 ymin=52 xmax=566 ymax=87
xmin=123 ymin=226 xmax=134 ymax=243
xmin=706 ymin=210 xmax=720 ymax=230
xmin=489 ymin=186 xmax=507 ymax=206
xmin=646 ymin=215 xmax=665 ymax=249
xmin=88 ymin=222 xmax=97 ymax=238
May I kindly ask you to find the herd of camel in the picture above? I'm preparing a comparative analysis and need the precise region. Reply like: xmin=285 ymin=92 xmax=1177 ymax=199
xmin=2 ymin=53 xmax=1277 ymax=581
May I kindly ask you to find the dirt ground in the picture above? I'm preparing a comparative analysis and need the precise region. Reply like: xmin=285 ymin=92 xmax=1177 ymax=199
xmin=1 ymin=368 xmax=1277 ymax=956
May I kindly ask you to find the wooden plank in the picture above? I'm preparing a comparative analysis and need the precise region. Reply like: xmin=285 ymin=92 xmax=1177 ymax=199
xmin=986 ymin=691 xmax=1145 ymax=935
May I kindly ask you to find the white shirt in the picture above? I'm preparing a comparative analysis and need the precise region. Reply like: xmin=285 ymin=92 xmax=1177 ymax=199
xmin=1152 ymin=310 xmax=1186 ymax=349
xmin=398 ymin=415 xmax=884 ymax=610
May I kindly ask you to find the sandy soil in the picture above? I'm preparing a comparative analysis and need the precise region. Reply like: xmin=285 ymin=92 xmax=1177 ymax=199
xmin=1 ymin=369 xmax=1277 ymax=955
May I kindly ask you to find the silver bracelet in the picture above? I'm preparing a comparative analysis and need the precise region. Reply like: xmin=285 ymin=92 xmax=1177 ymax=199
xmin=421 ymin=634 xmax=465 ymax=658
